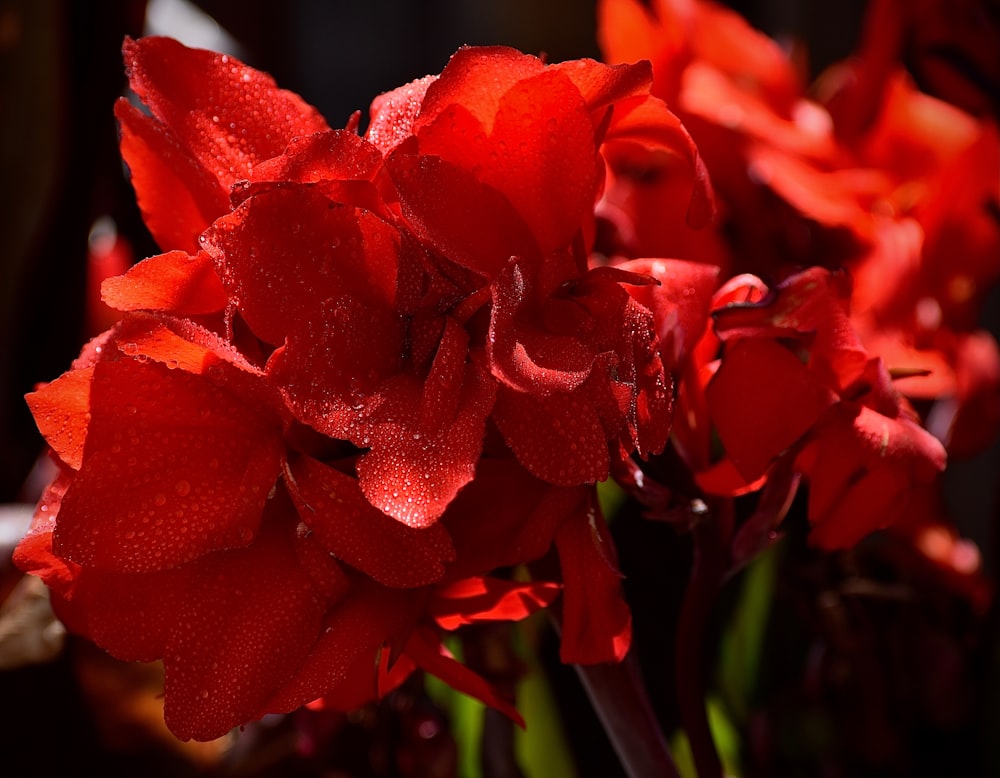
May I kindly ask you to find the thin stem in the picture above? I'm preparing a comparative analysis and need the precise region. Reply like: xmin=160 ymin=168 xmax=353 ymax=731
xmin=676 ymin=502 xmax=727 ymax=778
xmin=537 ymin=534 xmax=680 ymax=778
xmin=574 ymin=653 xmax=681 ymax=778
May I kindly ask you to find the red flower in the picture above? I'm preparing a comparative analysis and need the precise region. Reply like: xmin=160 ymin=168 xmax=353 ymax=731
xmin=598 ymin=0 xmax=1000 ymax=329
xmin=690 ymin=268 xmax=946 ymax=547
xmin=15 ymin=37 xmax=674 ymax=741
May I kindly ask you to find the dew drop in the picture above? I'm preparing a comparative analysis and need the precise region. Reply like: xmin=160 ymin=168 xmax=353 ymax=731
xmin=207 ymin=364 xmax=225 ymax=384
xmin=175 ymin=480 xmax=191 ymax=497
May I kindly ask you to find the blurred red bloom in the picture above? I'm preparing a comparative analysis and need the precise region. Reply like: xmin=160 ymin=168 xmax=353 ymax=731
xmin=598 ymin=0 xmax=1000 ymax=329
xmin=669 ymin=268 xmax=947 ymax=548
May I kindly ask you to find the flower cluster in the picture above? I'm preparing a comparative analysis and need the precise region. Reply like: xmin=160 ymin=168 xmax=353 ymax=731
xmin=598 ymin=0 xmax=998 ymax=564
xmin=14 ymin=0 xmax=992 ymax=750
xmin=14 ymin=37 xmax=713 ymax=741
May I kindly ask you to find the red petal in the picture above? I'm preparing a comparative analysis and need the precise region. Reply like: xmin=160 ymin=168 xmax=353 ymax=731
xmin=204 ymin=186 xmax=400 ymax=345
xmin=26 ymin=368 xmax=94 ymax=471
xmin=713 ymin=267 xmax=869 ymax=391
xmin=417 ymin=46 xmax=545 ymax=131
xmin=442 ymin=459 xmax=585 ymax=577
xmin=12 ymin=467 xmax=80 ymax=596
xmin=617 ymin=258 xmax=720 ymax=364
xmin=387 ymin=152 xmax=540 ymax=278
xmin=598 ymin=0 xmax=691 ymax=106
xmin=429 ymin=576 xmax=562 ymax=630
xmin=707 ymin=338 xmax=839 ymax=480
xmin=612 ymin=296 xmax=674 ymax=458
xmin=601 ymin=93 xmax=717 ymax=229
xmin=553 ymin=57 xmax=654 ymax=119
xmin=267 ymin=296 xmax=405 ymax=438
xmin=356 ymin=322 xmax=495 ymax=527
xmin=488 ymin=263 xmax=595 ymax=394
xmin=416 ymin=66 xmax=598 ymax=257
xmin=808 ymin=463 xmax=908 ymax=550
xmin=161 ymin=517 xmax=326 ymax=741
xmin=492 ymin=385 xmax=610 ymax=485
xmin=62 ymin=565 xmax=178 ymax=663
xmin=307 ymin=644 xmax=417 ymax=713
xmin=803 ymin=402 xmax=946 ymax=533
xmin=694 ymin=459 xmax=768 ymax=497
xmin=403 ymin=624 xmax=524 ymax=727
xmin=116 ymin=99 xmax=228 ymax=253
xmin=110 ymin=314 xmax=283 ymax=417
xmin=101 ymin=249 xmax=227 ymax=315
xmin=53 ymin=358 xmax=283 ymax=573
xmin=554 ymin=500 xmax=631 ymax=664
xmin=122 ymin=37 xmax=328 ymax=191
xmin=263 ymin=584 xmax=421 ymax=714
xmin=689 ymin=1 xmax=803 ymax=112
xmin=240 ymin=130 xmax=388 ymax=216
xmin=287 ymin=454 xmax=455 ymax=587
xmin=291 ymin=523 xmax=353 ymax=603
xmin=366 ymin=75 xmax=437 ymax=154
xmin=249 ymin=129 xmax=383 ymax=186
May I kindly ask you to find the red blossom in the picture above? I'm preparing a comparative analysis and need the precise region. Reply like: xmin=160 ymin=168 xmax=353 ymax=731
xmin=657 ymin=266 xmax=948 ymax=546
xmin=703 ymin=268 xmax=947 ymax=546
xmin=14 ymin=36 xmax=688 ymax=742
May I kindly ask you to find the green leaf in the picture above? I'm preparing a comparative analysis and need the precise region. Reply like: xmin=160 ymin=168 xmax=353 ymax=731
xmin=716 ymin=540 xmax=780 ymax=722
xmin=514 ymin=616 xmax=577 ymax=778
xmin=597 ymin=477 xmax=628 ymax=522
xmin=670 ymin=696 xmax=743 ymax=778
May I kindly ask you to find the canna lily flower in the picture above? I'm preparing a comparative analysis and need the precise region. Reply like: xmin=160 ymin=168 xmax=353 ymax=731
xmin=702 ymin=268 xmax=947 ymax=547
xmin=15 ymin=35 xmax=678 ymax=742
xmin=111 ymin=38 xmax=712 ymax=515
xmin=598 ymin=0 xmax=1000 ymax=323
xmin=598 ymin=0 xmax=1000 ymax=476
